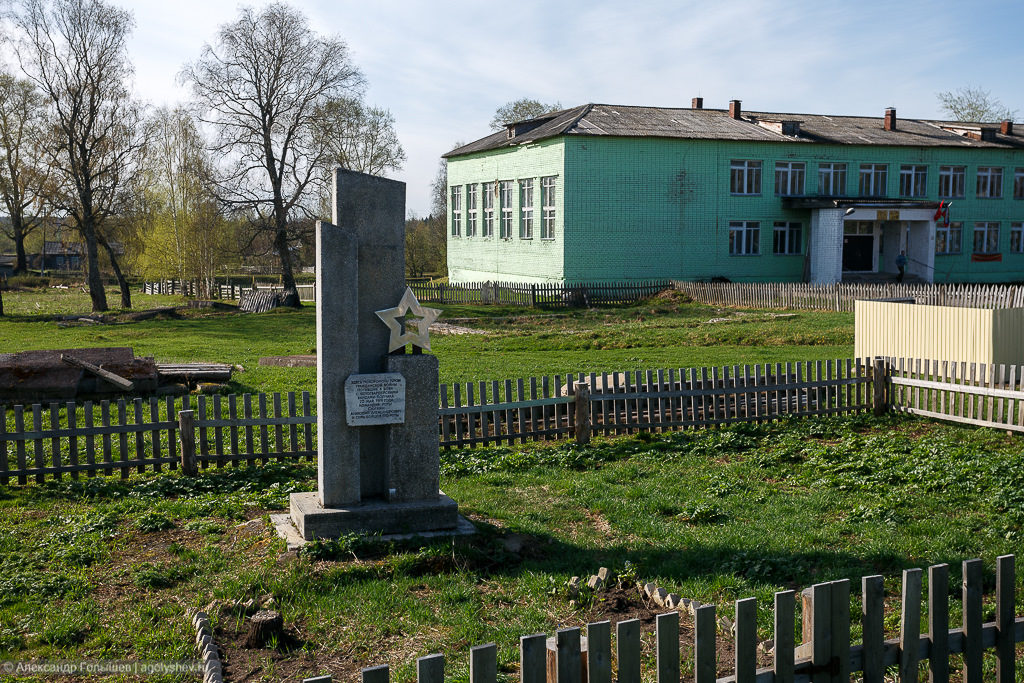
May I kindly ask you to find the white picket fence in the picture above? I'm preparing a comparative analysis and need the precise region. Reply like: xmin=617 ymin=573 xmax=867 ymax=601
xmin=674 ymin=281 xmax=1024 ymax=312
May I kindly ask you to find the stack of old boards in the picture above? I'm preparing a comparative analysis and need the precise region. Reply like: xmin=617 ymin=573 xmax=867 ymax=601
xmin=0 ymin=347 xmax=232 ymax=402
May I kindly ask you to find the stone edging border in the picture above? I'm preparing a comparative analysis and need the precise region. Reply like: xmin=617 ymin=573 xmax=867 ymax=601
xmin=187 ymin=609 xmax=223 ymax=683
xmin=568 ymin=568 xmax=743 ymax=636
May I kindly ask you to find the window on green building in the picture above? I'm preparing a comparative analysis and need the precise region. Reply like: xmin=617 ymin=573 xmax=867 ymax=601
xmin=481 ymin=182 xmax=494 ymax=237
xmin=936 ymin=222 xmax=962 ymax=255
xmin=774 ymin=162 xmax=805 ymax=196
xmin=1011 ymin=223 xmax=1023 ymax=253
xmin=499 ymin=181 xmax=513 ymax=239
xmin=976 ymin=167 xmax=1003 ymax=198
xmin=899 ymin=165 xmax=927 ymax=197
xmin=729 ymin=221 xmax=759 ymax=255
xmin=730 ymin=160 xmax=761 ymax=195
xmin=466 ymin=184 xmax=477 ymax=237
xmin=541 ymin=176 xmax=556 ymax=240
xmin=450 ymin=186 xmax=462 ymax=236
xmin=859 ymin=164 xmax=887 ymax=196
xmin=818 ymin=163 xmax=846 ymax=196
xmin=772 ymin=221 xmax=802 ymax=254
xmin=519 ymin=179 xmax=534 ymax=239
xmin=973 ymin=222 xmax=999 ymax=253
xmin=939 ymin=166 xmax=965 ymax=198
xmin=1014 ymin=169 xmax=1024 ymax=199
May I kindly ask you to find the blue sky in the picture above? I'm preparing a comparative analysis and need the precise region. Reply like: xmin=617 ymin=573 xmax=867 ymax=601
xmin=52 ymin=0 xmax=1024 ymax=216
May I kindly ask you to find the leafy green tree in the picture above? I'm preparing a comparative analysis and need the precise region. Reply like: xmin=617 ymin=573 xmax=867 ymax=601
xmin=139 ymin=106 xmax=236 ymax=297
xmin=489 ymin=98 xmax=563 ymax=131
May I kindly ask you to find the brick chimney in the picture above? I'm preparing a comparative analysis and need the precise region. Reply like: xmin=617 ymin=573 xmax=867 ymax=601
xmin=692 ymin=97 xmax=703 ymax=109
xmin=1001 ymin=119 xmax=1014 ymax=135
xmin=729 ymin=100 xmax=742 ymax=120
xmin=884 ymin=108 xmax=897 ymax=131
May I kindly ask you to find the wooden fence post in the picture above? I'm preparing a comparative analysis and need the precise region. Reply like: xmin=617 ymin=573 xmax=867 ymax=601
xmin=872 ymin=357 xmax=887 ymax=416
xmin=574 ymin=382 xmax=591 ymax=445
xmin=178 ymin=409 xmax=198 ymax=477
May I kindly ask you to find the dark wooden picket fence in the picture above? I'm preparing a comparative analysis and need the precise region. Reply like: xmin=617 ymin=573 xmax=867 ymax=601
xmin=6 ymin=356 xmax=1024 ymax=482
xmin=439 ymin=359 xmax=870 ymax=449
xmin=0 ymin=391 xmax=314 ymax=485
xmin=409 ymin=280 xmax=673 ymax=307
xmin=142 ymin=280 xmax=316 ymax=302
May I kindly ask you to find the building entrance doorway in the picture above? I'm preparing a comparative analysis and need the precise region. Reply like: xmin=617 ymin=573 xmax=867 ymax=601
xmin=842 ymin=221 xmax=876 ymax=272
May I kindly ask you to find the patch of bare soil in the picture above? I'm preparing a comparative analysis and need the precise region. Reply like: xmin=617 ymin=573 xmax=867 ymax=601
xmin=215 ymin=619 xmax=361 ymax=683
xmin=565 ymin=584 xmax=773 ymax=681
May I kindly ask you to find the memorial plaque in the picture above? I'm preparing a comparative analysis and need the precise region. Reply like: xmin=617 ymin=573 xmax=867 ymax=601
xmin=345 ymin=373 xmax=406 ymax=426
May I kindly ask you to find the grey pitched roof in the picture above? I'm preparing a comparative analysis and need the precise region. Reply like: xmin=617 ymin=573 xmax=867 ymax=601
xmin=444 ymin=103 xmax=1024 ymax=157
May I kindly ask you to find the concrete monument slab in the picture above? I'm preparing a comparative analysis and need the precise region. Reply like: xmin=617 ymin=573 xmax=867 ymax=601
xmin=288 ymin=168 xmax=461 ymax=540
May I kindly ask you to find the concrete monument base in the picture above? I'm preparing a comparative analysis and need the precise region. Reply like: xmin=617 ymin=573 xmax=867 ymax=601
xmin=289 ymin=490 xmax=460 ymax=540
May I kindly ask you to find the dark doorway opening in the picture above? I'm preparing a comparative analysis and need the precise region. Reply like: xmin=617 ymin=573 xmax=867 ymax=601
xmin=842 ymin=235 xmax=874 ymax=271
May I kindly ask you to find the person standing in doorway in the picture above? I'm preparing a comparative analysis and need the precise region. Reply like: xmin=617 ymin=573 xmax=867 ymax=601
xmin=896 ymin=250 xmax=908 ymax=282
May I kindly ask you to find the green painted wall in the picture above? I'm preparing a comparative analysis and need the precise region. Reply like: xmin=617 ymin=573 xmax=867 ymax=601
xmin=448 ymin=133 xmax=1024 ymax=284
xmin=446 ymin=140 xmax=565 ymax=283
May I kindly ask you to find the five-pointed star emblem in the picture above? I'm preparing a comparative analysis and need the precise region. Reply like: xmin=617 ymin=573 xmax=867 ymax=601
xmin=376 ymin=287 xmax=442 ymax=352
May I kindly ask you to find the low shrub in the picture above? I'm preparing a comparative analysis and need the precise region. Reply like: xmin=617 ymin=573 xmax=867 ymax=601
xmin=6 ymin=275 xmax=50 ymax=290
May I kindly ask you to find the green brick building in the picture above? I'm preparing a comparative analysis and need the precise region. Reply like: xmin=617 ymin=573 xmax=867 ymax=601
xmin=443 ymin=101 xmax=1024 ymax=284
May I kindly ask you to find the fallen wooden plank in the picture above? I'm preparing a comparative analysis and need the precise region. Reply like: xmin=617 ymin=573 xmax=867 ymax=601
xmin=60 ymin=354 xmax=134 ymax=390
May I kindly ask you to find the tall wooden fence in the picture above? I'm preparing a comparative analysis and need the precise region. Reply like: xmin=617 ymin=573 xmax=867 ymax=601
xmin=7 ymin=357 xmax=1024 ymax=482
xmin=674 ymin=281 xmax=1024 ymax=312
xmin=409 ymin=280 xmax=673 ymax=307
xmin=351 ymin=556 xmax=1021 ymax=683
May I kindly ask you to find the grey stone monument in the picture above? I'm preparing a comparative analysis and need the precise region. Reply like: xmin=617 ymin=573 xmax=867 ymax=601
xmin=289 ymin=168 xmax=459 ymax=540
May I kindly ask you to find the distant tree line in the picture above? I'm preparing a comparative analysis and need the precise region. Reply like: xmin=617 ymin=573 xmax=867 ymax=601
xmin=0 ymin=0 xmax=404 ymax=311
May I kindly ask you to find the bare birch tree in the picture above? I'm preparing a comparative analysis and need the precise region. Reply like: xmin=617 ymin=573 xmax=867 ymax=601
xmin=181 ymin=2 xmax=364 ymax=306
xmin=6 ymin=0 xmax=145 ymax=310
xmin=936 ymin=85 xmax=1017 ymax=123
xmin=318 ymin=98 xmax=406 ymax=176
xmin=0 ymin=70 xmax=49 ymax=274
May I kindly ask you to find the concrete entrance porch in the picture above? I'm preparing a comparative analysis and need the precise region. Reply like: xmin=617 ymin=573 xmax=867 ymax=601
xmin=802 ymin=201 xmax=939 ymax=284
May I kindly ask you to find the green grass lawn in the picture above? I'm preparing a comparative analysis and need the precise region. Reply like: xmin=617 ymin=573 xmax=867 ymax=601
xmin=0 ymin=286 xmax=1021 ymax=681
xmin=0 ymin=287 xmax=854 ymax=396
xmin=0 ymin=413 xmax=1021 ymax=682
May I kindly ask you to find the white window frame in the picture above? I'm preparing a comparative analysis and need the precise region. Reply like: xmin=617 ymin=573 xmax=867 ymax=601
xmin=1014 ymin=168 xmax=1024 ymax=200
xmin=973 ymin=222 xmax=1000 ymax=254
xmin=540 ymin=176 xmax=556 ymax=240
xmin=519 ymin=178 xmax=534 ymax=239
xmin=465 ymin=183 xmax=477 ymax=237
xmin=481 ymin=182 xmax=495 ymax=237
xmin=729 ymin=221 xmax=760 ymax=255
xmin=939 ymin=165 xmax=965 ymax=199
xmin=774 ymin=162 xmax=805 ymax=196
xmin=899 ymin=165 xmax=928 ymax=198
xmin=935 ymin=222 xmax=962 ymax=255
xmin=976 ymin=167 xmax=1003 ymax=199
xmin=499 ymin=181 xmax=514 ymax=239
xmin=450 ymin=185 xmax=462 ymax=236
xmin=1011 ymin=223 xmax=1023 ymax=253
xmin=818 ymin=163 xmax=847 ymax=196
xmin=772 ymin=221 xmax=802 ymax=255
xmin=859 ymin=164 xmax=887 ymax=196
xmin=730 ymin=160 xmax=762 ymax=195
